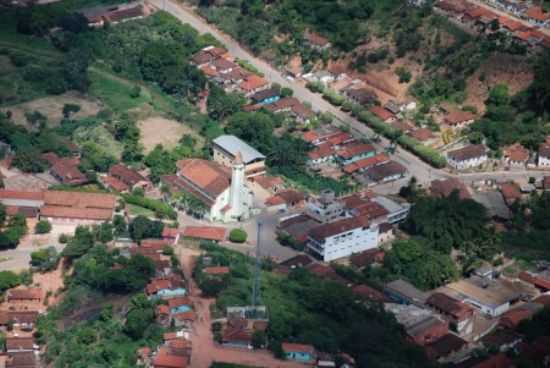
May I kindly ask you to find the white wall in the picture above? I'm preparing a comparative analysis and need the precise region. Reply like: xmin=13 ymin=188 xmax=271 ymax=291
xmin=308 ymin=225 xmax=379 ymax=262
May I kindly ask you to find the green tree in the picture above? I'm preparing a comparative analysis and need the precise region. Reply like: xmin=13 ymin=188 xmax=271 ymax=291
xmin=35 ymin=220 xmax=52 ymax=234
xmin=30 ymin=247 xmax=59 ymax=271
xmin=0 ymin=271 xmax=20 ymax=293
xmin=207 ymin=85 xmax=245 ymax=121
xmin=124 ymin=294 xmax=155 ymax=340
xmin=128 ymin=216 xmax=164 ymax=243
xmin=229 ymin=228 xmax=247 ymax=243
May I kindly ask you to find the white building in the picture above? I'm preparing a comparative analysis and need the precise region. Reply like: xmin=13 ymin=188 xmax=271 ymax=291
xmin=372 ymin=196 xmax=410 ymax=224
xmin=305 ymin=189 xmax=345 ymax=224
xmin=447 ymin=144 xmax=488 ymax=170
xmin=307 ymin=216 xmax=379 ymax=262
xmin=538 ymin=143 xmax=550 ymax=168
xmin=175 ymin=156 xmax=253 ymax=223
xmin=212 ymin=135 xmax=266 ymax=178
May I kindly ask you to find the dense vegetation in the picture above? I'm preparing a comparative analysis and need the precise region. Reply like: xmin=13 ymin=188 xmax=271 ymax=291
xmin=0 ymin=204 xmax=28 ymax=250
xmin=198 ymin=242 xmax=434 ymax=367
xmin=36 ymin=223 xmax=162 ymax=367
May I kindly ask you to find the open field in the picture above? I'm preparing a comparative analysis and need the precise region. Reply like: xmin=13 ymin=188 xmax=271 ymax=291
xmin=138 ymin=116 xmax=199 ymax=153
xmin=1 ymin=92 xmax=103 ymax=127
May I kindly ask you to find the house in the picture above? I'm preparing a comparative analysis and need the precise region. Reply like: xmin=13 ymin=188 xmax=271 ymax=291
xmin=345 ymin=197 xmax=389 ymax=223
xmin=171 ymin=311 xmax=197 ymax=329
xmin=252 ymin=175 xmax=285 ymax=194
xmin=222 ymin=318 xmax=267 ymax=349
xmin=447 ymin=144 xmax=488 ymax=170
xmin=499 ymin=303 xmax=542 ymax=329
xmin=500 ymin=182 xmax=522 ymax=206
xmin=371 ymin=196 xmax=410 ymax=224
xmin=49 ymin=160 xmax=88 ymax=186
xmin=0 ymin=311 xmax=38 ymax=331
xmin=351 ymin=284 xmax=388 ymax=303
xmin=172 ymin=157 xmax=254 ymax=223
xmin=302 ymin=127 xmax=348 ymax=147
xmin=167 ymin=297 xmax=192 ymax=315
xmin=503 ymin=143 xmax=529 ymax=167
xmin=239 ymin=75 xmax=269 ymax=96
xmin=181 ymin=226 xmax=227 ymax=242
xmin=307 ymin=143 xmax=335 ymax=166
xmin=385 ymin=303 xmax=448 ymax=346
xmin=153 ymin=346 xmax=188 ymax=368
xmin=408 ymin=128 xmax=435 ymax=144
xmin=108 ymin=163 xmax=148 ymax=191
xmin=249 ymin=87 xmax=280 ymax=105
xmin=384 ymin=279 xmax=429 ymax=306
xmin=265 ymin=190 xmax=305 ymax=211
xmin=80 ymin=2 xmax=146 ymax=27
xmin=346 ymin=88 xmax=378 ymax=106
xmin=335 ymin=143 xmax=376 ymax=166
xmin=444 ymin=110 xmax=476 ymax=130
xmin=162 ymin=227 xmax=180 ymax=244
xmin=525 ymin=6 xmax=550 ymax=27
xmin=40 ymin=190 xmax=116 ymax=225
xmin=5 ymin=352 xmax=36 ymax=368
xmin=304 ymin=31 xmax=331 ymax=50
xmin=305 ymin=190 xmax=345 ymax=223
xmin=212 ymin=135 xmax=266 ymax=178
xmin=426 ymin=293 xmax=474 ymax=336
xmin=481 ymin=328 xmax=523 ymax=353
xmin=307 ymin=216 xmax=379 ymax=262
xmin=343 ymin=153 xmax=390 ymax=175
xmin=267 ymin=97 xmax=315 ymax=124
xmin=430 ymin=178 xmax=471 ymax=200
xmin=518 ymin=270 xmax=550 ymax=292
xmin=441 ymin=277 xmax=521 ymax=317
xmin=364 ymin=161 xmax=407 ymax=184
xmin=369 ymin=106 xmax=396 ymax=123
xmin=6 ymin=288 xmax=42 ymax=303
xmin=191 ymin=46 xmax=228 ymax=67
xmin=277 ymin=214 xmax=321 ymax=246
xmin=350 ymin=248 xmax=385 ymax=269
xmin=538 ymin=143 xmax=550 ymax=168
xmin=282 ymin=342 xmax=316 ymax=363
xmin=425 ymin=333 xmax=468 ymax=362
xmin=5 ymin=337 xmax=36 ymax=353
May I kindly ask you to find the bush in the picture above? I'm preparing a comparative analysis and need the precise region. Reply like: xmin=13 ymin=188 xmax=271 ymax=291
xmin=129 ymin=85 xmax=141 ymax=99
xmin=122 ymin=194 xmax=177 ymax=220
xmin=322 ymin=89 xmax=345 ymax=106
xmin=396 ymin=67 xmax=412 ymax=83
xmin=357 ymin=110 xmax=447 ymax=168
xmin=229 ymin=228 xmax=247 ymax=243
xmin=58 ymin=234 xmax=69 ymax=243
xmin=35 ymin=220 xmax=52 ymax=234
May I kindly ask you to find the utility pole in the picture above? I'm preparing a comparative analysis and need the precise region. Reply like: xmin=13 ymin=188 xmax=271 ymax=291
xmin=251 ymin=221 xmax=262 ymax=308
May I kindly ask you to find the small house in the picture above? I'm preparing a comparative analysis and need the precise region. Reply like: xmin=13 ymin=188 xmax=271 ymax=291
xmin=282 ymin=342 xmax=316 ymax=363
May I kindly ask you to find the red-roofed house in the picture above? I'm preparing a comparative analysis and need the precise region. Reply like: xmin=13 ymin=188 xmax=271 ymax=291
xmin=427 ymin=293 xmax=474 ymax=335
xmin=304 ymin=31 xmax=331 ymax=50
xmin=525 ymin=6 xmax=550 ymax=26
xmin=307 ymin=143 xmax=335 ymax=165
xmin=239 ymin=75 xmax=269 ymax=96
xmin=444 ymin=110 xmax=476 ymax=130
xmin=182 ymin=226 xmax=226 ymax=242
xmin=519 ymin=271 xmax=550 ymax=292
xmin=282 ymin=342 xmax=316 ymax=363
xmin=370 ymin=106 xmax=396 ymax=123
xmin=335 ymin=142 xmax=376 ymax=165
xmin=499 ymin=304 xmax=542 ymax=329
xmin=500 ymin=182 xmax=522 ymax=206
xmin=503 ymin=143 xmax=530 ymax=167
xmin=343 ymin=153 xmax=390 ymax=175
xmin=153 ymin=347 xmax=188 ymax=368
xmin=352 ymin=284 xmax=388 ymax=303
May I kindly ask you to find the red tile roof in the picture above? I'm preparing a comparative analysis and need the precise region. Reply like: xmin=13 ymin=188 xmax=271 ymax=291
xmin=282 ymin=342 xmax=316 ymax=355
xmin=50 ymin=160 xmax=87 ymax=185
xmin=43 ymin=190 xmax=116 ymax=209
xmin=350 ymin=248 xmax=385 ymax=268
xmin=352 ymin=284 xmax=388 ymax=303
xmin=308 ymin=143 xmax=334 ymax=160
xmin=327 ymin=132 xmax=354 ymax=146
xmin=430 ymin=178 xmax=471 ymax=200
xmin=519 ymin=271 xmax=550 ymax=291
xmin=162 ymin=227 xmax=180 ymax=239
xmin=309 ymin=216 xmax=370 ymax=242
xmin=176 ymin=159 xmax=230 ymax=199
xmin=203 ymin=266 xmax=230 ymax=275
xmin=156 ymin=304 xmax=170 ymax=315
xmin=526 ymin=6 xmax=550 ymax=22
xmin=239 ymin=75 xmax=268 ymax=92
xmin=353 ymin=201 xmax=389 ymax=220
xmin=146 ymin=279 xmax=173 ymax=295
xmin=343 ymin=153 xmax=390 ymax=174
xmin=0 ymin=190 xmax=44 ymax=201
xmin=448 ymin=144 xmax=487 ymax=162
xmin=370 ymin=106 xmax=395 ymax=121
xmin=499 ymin=306 xmax=538 ymax=329
xmin=253 ymin=175 xmax=284 ymax=190
xmin=182 ymin=226 xmax=226 ymax=241
xmin=336 ymin=142 xmax=375 ymax=160
xmin=109 ymin=164 xmax=146 ymax=186
xmin=41 ymin=206 xmax=113 ymax=221
xmin=5 ymin=337 xmax=35 ymax=351
xmin=153 ymin=347 xmax=188 ymax=368
xmin=444 ymin=110 xmax=476 ymax=126
xmin=305 ymin=31 xmax=330 ymax=47
xmin=303 ymin=130 xmax=319 ymax=143
xmin=102 ymin=175 xmax=129 ymax=192
xmin=504 ymin=143 xmax=529 ymax=162
xmin=500 ymin=183 xmax=521 ymax=203
xmin=534 ymin=294 xmax=550 ymax=306
xmin=172 ymin=311 xmax=197 ymax=322
xmin=427 ymin=292 xmax=474 ymax=321
xmin=408 ymin=128 xmax=434 ymax=142
xmin=6 ymin=288 xmax=42 ymax=301
xmin=498 ymin=16 xmax=525 ymax=32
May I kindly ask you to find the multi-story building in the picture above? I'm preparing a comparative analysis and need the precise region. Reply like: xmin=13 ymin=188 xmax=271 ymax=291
xmin=447 ymin=144 xmax=488 ymax=171
xmin=212 ymin=135 xmax=266 ymax=178
xmin=304 ymin=189 xmax=345 ymax=223
xmin=307 ymin=215 xmax=379 ymax=262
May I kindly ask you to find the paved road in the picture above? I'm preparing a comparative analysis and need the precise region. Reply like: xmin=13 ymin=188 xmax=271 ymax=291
xmin=148 ymin=0 xmax=548 ymax=191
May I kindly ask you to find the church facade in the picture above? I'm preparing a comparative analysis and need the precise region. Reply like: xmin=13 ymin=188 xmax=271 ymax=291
xmin=175 ymin=154 xmax=253 ymax=223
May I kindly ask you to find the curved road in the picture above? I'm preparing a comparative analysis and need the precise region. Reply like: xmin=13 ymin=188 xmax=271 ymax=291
xmin=149 ymin=0 xmax=547 ymax=186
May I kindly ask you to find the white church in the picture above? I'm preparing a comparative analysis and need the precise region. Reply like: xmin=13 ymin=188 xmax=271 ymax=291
xmin=175 ymin=152 xmax=254 ymax=223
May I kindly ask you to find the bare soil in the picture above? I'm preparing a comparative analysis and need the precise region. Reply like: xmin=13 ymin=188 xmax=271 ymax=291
xmin=465 ymin=53 xmax=534 ymax=113
xmin=1 ymin=91 xmax=103 ymax=128
xmin=138 ymin=116 xmax=200 ymax=153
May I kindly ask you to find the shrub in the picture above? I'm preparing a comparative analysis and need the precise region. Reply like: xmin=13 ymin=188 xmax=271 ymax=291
xmin=35 ymin=220 xmax=52 ymax=234
xmin=322 ymin=89 xmax=345 ymax=106
xmin=122 ymin=194 xmax=177 ymax=220
xmin=229 ymin=228 xmax=247 ymax=243
xmin=129 ymin=85 xmax=141 ymax=99
xmin=58 ymin=234 xmax=69 ymax=243
xmin=396 ymin=67 xmax=412 ymax=83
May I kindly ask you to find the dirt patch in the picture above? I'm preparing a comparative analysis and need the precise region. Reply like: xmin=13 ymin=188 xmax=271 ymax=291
xmin=138 ymin=116 xmax=200 ymax=153
xmin=1 ymin=91 xmax=103 ymax=128
xmin=465 ymin=53 xmax=534 ymax=113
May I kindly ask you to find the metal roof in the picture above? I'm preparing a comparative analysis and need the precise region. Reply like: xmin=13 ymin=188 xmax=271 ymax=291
xmin=213 ymin=135 xmax=266 ymax=164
